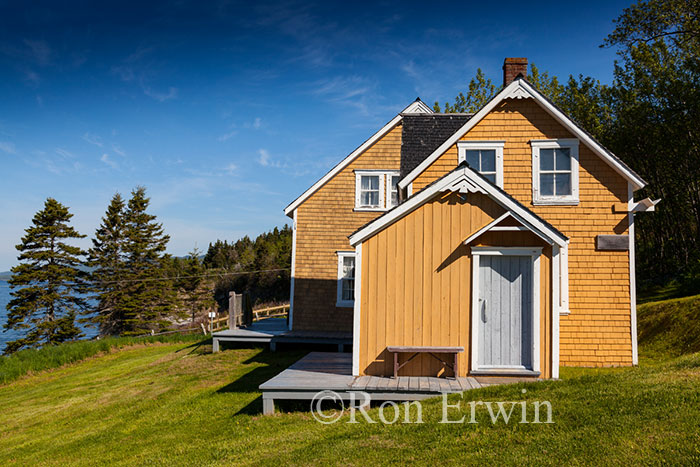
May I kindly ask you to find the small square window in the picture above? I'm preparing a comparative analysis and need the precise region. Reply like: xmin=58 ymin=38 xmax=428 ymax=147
xmin=458 ymin=142 xmax=504 ymax=188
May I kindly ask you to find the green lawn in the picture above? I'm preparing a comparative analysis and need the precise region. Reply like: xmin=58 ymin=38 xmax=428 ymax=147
xmin=1 ymin=335 xmax=700 ymax=466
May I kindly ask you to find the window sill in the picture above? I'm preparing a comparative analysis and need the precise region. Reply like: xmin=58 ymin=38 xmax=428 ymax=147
xmin=559 ymin=309 xmax=571 ymax=316
xmin=336 ymin=301 xmax=354 ymax=308
xmin=354 ymin=207 xmax=389 ymax=212
xmin=532 ymin=199 xmax=579 ymax=206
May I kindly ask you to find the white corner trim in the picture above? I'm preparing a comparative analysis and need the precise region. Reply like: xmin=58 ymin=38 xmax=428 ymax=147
xmin=352 ymin=242 xmax=362 ymax=376
xmin=398 ymin=79 xmax=646 ymax=191
xmin=560 ymin=244 xmax=570 ymax=315
xmin=288 ymin=209 xmax=297 ymax=330
xmin=470 ymin=246 xmax=542 ymax=374
xmin=552 ymin=244 xmax=561 ymax=379
xmin=457 ymin=140 xmax=505 ymax=188
xmin=531 ymin=139 xmax=580 ymax=205
xmin=284 ymin=100 xmax=432 ymax=217
xmin=350 ymin=164 xmax=568 ymax=247
xmin=336 ymin=251 xmax=356 ymax=308
xmin=628 ymin=183 xmax=639 ymax=365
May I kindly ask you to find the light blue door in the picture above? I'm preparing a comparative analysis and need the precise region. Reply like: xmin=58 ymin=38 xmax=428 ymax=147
xmin=477 ymin=255 xmax=533 ymax=369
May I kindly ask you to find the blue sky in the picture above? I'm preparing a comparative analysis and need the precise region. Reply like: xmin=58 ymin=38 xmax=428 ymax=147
xmin=0 ymin=0 xmax=632 ymax=270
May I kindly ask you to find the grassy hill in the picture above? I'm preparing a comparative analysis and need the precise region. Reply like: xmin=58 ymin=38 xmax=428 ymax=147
xmin=0 ymin=297 xmax=699 ymax=465
xmin=638 ymin=293 xmax=700 ymax=358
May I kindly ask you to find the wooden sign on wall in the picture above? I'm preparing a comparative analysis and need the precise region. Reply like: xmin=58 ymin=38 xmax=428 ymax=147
xmin=596 ymin=235 xmax=629 ymax=251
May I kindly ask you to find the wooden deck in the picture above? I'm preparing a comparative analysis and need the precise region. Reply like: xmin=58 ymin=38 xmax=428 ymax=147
xmin=212 ymin=318 xmax=352 ymax=352
xmin=259 ymin=352 xmax=512 ymax=415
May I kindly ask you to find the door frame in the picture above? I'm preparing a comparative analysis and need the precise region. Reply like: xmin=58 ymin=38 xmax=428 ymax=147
xmin=470 ymin=246 xmax=542 ymax=375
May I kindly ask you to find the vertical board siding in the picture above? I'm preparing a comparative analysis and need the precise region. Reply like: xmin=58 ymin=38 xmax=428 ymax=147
xmin=358 ymin=191 xmax=553 ymax=378
xmin=294 ymin=124 xmax=403 ymax=331
xmin=411 ymin=98 xmax=632 ymax=367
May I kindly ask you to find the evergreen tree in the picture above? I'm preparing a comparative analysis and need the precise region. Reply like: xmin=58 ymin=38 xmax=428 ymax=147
xmin=120 ymin=187 xmax=174 ymax=335
xmin=88 ymin=193 xmax=127 ymax=336
xmin=433 ymin=68 xmax=496 ymax=113
xmin=177 ymin=247 xmax=214 ymax=323
xmin=3 ymin=198 xmax=88 ymax=354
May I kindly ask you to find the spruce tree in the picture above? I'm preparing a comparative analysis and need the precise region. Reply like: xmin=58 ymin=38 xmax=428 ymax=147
xmin=120 ymin=187 xmax=173 ymax=335
xmin=88 ymin=193 xmax=127 ymax=336
xmin=4 ymin=198 xmax=88 ymax=354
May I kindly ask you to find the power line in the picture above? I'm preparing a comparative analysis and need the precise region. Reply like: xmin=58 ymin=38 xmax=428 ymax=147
xmin=0 ymin=267 xmax=291 ymax=288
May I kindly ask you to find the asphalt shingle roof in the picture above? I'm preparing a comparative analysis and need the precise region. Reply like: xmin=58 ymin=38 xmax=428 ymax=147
xmin=400 ymin=114 xmax=472 ymax=179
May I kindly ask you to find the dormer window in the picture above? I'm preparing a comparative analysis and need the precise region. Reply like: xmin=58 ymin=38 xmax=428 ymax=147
xmin=531 ymin=139 xmax=579 ymax=205
xmin=457 ymin=141 xmax=504 ymax=188
xmin=355 ymin=170 xmax=400 ymax=211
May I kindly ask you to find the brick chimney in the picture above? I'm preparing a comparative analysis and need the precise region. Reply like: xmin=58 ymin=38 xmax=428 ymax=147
xmin=503 ymin=57 xmax=528 ymax=86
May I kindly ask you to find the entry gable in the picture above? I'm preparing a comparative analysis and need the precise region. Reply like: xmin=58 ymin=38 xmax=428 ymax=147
xmin=349 ymin=162 xmax=568 ymax=247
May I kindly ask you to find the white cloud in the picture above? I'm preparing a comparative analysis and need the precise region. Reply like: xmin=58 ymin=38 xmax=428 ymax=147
xmin=218 ymin=129 xmax=237 ymax=142
xmin=225 ymin=163 xmax=237 ymax=174
xmin=112 ymin=144 xmax=126 ymax=157
xmin=100 ymin=153 xmax=118 ymax=169
xmin=143 ymin=86 xmax=178 ymax=102
xmin=0 ymin=142 xmax=16 ymax=154
xmin=253 ymin=117 xmax=262 ymax=129
xmin=82 ymin=132 xmax=103 ymax=147
xmin=258 ymin=149 xmax=272 ymax=166
xmin=55 ymin=148 xmax=77 ymax=159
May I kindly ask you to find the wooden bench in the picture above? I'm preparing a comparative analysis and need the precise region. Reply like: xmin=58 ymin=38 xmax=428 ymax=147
xmin=387 ymin=346 xmax=465 ymax=379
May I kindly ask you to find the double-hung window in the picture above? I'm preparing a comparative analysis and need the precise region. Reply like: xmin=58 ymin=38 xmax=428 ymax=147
xmin=457 ymin=141 xmax=504 ymax=188
xmin=336 ymin=252 xmax=355 ymax=307
xmin=531 ymin=139 xmax=579 ymax=205
xmin=355 ymin=170 xmax=400 ymax=211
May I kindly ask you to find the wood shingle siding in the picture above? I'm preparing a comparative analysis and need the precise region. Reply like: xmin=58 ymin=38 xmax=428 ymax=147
xmin=411 ymin=98 xmax=632 ymax=367
xmin=293 ymin=124 xmax=403 ymax=332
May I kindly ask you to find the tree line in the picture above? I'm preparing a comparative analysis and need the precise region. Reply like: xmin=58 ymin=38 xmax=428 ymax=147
xmin=435 ymin=0 xmax=700 ymax=290
xmin=3 ymin=187 xmax=292 ymax=354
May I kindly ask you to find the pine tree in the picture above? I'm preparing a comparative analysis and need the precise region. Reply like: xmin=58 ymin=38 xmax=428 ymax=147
xmin=88 ymin=193 xmax=127 ymax=336
xmin=120 ymin=187 xmax=173 ymax=335
xmin=3 ymin=198 xmax=88 ymax=354
xmin=433 ymin=68 xmax=496 ymax=113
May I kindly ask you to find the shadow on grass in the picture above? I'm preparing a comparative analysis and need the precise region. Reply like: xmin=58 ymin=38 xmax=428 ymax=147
xmin=215 ymin=347 xmax=308 ymax=415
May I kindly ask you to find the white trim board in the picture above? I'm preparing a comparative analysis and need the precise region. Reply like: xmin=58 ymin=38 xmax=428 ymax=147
xmin=628 ymin=183 xmax=639 ymax=365
xmin=398 ymin=78 xmax=646 ymax=192
xmin=284 ymin=100 xmax=432 ymax=217
xmin=352 ymin=243 xmax=362 ymax=376
xmin=349 ymin=164 xmax=568 ymax=248
xmin=288 ymin=209 xmax=297 ymax=330
xmin=463 ymin=211 xmax=556 ymax=247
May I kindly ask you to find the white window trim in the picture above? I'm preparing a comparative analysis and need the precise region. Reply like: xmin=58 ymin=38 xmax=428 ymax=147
xmin=471 ymin=247 xmax=541 ymax=375
xmin=531 ymin=139 xmax=579 ymax=205
xmin=336 ymin=251 xmax=355 ymax=307
xmin=386 ymin=173 xmax=401 ymax=209
xmin=457 ymin=141 xmax=504 ymax=188
xmin=354 ymin=170 xmax=400 ymax=211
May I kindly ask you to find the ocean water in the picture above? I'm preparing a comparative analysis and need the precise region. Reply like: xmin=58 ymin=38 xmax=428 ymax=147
xmin=0 ymin=280 xmax=97 ymax=351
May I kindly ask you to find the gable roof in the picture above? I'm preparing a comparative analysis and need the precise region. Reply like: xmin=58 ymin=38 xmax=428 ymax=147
xmin=349 ymin=161 xmax=568 ymax=247
xmin=283 ymin=98 xmax=432 ymax=217
xmin=400 ymin=114 xmax=473 ymax=179
xmin=397 ymin=78 xmax=647 ymax=192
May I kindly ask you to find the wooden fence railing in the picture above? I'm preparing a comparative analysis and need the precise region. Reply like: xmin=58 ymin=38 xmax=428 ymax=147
xmin=209 ymin=302 xmax=290 ymax=333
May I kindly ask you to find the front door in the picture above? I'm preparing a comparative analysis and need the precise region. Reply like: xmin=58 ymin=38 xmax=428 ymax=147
xmin=476 ymin=254 xmax=533 ymax=370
